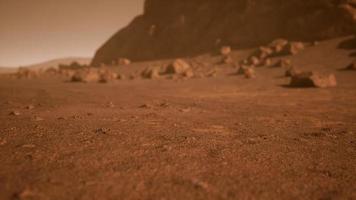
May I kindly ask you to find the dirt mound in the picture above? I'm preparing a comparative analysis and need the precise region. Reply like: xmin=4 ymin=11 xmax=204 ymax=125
xmin=91 ymin=0 xmax=356 ymax=66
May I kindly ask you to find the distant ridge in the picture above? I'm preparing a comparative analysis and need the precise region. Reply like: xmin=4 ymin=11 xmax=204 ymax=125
xmin=0 ymin=57 xmax=91 ymax=74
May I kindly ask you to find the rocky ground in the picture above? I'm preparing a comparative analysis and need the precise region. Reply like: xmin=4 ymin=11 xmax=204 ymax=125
xmin=0 ymin=37 xmax=355 ymax=200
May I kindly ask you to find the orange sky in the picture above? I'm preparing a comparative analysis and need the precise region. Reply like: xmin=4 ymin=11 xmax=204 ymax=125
xmin=0 ymin=0 xmax=144 ymax=67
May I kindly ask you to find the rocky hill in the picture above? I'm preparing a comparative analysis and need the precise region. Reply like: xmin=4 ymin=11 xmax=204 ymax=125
xmin=92 ymin=0 xmax=356 ymax=66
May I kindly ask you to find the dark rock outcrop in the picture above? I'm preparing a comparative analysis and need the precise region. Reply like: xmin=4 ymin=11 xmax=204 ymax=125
xmin=92 ymin=0 xmax=356 ymax=66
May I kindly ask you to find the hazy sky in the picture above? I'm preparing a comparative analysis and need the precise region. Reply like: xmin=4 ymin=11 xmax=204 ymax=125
xmin=0 ymin=0 xmax=144 ymax=67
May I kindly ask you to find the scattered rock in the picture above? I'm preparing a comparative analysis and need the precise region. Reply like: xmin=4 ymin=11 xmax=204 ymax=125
xmin=220 ymin=46 xmax=231 ymax=56
xmin=141 ymin=67 xmax=161 ymax=79
xmin=290 ymin=71 xmax=337 ymax=88
xmin=166 ymin=59 xmax=191 ymax=75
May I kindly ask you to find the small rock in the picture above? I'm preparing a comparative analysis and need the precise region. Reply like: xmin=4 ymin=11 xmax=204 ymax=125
xmin=249 ymin=56 xmax=260 ymax=66
xmin=244 ymin=67 xmax=256 ymax=79
xmin=107 ymin=101 xmax=115 ymax=108
xmin=268 ymin=38 xmax=289 ymax=53
xmin=236 ymin=65 xmax=249 ymax=75
xmin=221 ymin=55 xmax=234 ymax=64
xmin=179 ymin=108 xmax=191 ymax=113
xmin=183 ymin=69 xmax=195 ymax=78
xmin=33 ymin=116 xmax=44 ymax=121
xmin=25 ymin=105 xmax=35 ymax=110
xmin=285 ymin=66 xmax=301 ymax=77
xmin=220 ymin=46 xmax=232 ymax=56
xmin=261 ymin=58 xmax=272 ymax=67
xmin=22 ymin=144 xmax=36 ymax=148
xmin=139 ymin=104 xmax=153 ymax=109
xmin=290 ymin=71 xmax=337 ymax=88
xmin=345 ymin=60 xmax=356 ymax=70
xmin=117 ymin=74 xmax=126 ymax=80
xmin=9 ymin=111 xmax=20 ymax=116
xmin=275 ymin=58 xmax=292 ymax=68
xmin=95 ymin=128 xmax=110 ymax=134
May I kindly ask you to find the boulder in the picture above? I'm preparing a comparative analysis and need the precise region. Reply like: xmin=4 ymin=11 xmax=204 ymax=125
xmin=118 ymin=58 xmax=131 ymax=65
xmin=99 ymin=71 xmax=118 ymax=83
xmin=285 ymin=42 xmax=305 ymax=55
xmin=268 ymin=39 xmax=289 ymax=53
xmin=141 ymin=67 xmax=161 ymax=79
xmin=165 ymin=59 xmax=191 ymax=74
xmin=71 ymin=69 xmax=100 ymax=83
xmin=290 ymin=71 xmax=337 ymax=88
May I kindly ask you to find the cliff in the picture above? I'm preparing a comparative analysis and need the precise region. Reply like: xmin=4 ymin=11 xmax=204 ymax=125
xmin=92 ymin=0 xmax=356 ymax=66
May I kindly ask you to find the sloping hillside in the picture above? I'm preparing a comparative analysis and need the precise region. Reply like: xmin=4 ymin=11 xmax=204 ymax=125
xmin=92 ymin=0 xmax=356 ymax=66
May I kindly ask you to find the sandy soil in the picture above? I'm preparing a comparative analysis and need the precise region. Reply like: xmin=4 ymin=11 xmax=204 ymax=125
xmin=0 ymin=37 xmax=355 ymax=200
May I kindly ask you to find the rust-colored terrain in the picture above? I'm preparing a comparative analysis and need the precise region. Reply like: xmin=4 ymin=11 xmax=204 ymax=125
xmin=0 ymin=36 xmax=355 ymax=200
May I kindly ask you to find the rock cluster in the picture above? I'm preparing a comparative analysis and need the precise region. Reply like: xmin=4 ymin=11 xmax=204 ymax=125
xmin=141 ymin=59 xmax=194 ymax=80
xmin=71 ymin=68 xmax=119 ymax=83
